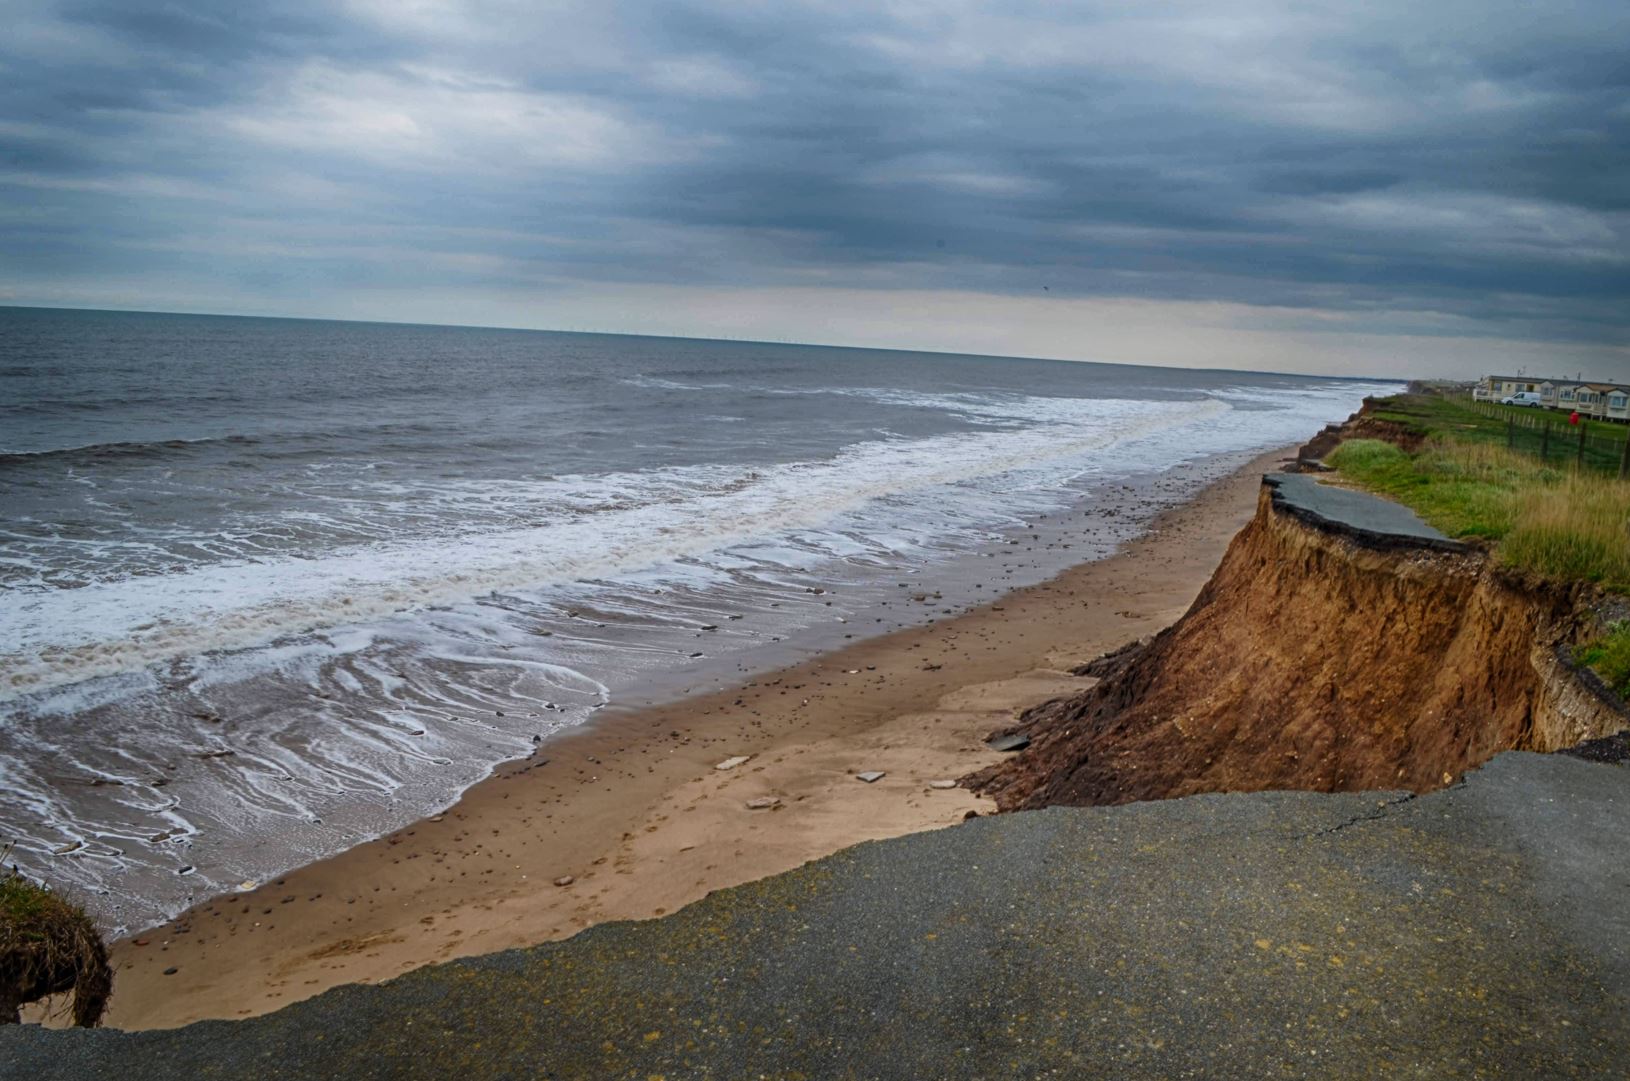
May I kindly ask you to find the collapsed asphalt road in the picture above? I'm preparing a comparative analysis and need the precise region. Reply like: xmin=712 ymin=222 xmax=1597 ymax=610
xmin=5 ymin=751 xmax=1626 ymax=1080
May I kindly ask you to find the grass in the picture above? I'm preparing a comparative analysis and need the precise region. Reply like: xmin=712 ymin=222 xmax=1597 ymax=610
xmin=1362 ymin=393 xmax=1630 ymax=475
xmin=1577 ymin=623 xmax=1630 ymax=700
xmin=0 ymin=876 xmax=55 ymax=925
xmin=1369 ymin=392 xmax=1629 ymax=442
xmin=1326 ymin=436 xmax=1630 ymax=592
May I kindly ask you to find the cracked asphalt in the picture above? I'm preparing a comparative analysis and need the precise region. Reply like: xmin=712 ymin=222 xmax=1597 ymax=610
xmin=4 ymin=751 xmax=1625 ymax=1080
xmin=1265 ymin=472 xmax=1467 ymax=551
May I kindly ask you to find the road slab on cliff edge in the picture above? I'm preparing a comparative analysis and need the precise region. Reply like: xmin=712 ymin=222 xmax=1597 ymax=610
xmin=1265 ymin=471 xmax=1467 ymax=550
xmin=7 ymin=752 xmax=1627 ymax=1080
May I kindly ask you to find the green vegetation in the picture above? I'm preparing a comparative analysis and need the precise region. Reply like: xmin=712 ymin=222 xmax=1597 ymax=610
xmin=1326 ymin=435 xmax=1630 ymax=592
xmin=1577 ymin=623 xmax=1630 ymax=700
xmin=1363 ymin=393 xmax=1630 ymax=474
xmin=1 ymin=872 xmax=112 ymax=1027
xmin=1324 ymin=439 xmax=1523 ymax=539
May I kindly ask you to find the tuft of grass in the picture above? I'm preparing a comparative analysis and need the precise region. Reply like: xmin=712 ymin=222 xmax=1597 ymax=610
xmin=1 ymin=872 xmax=112 ymax=1027
xmin=1577 ymin=622 xmax=1630 ymax=699
xmin=1324 ymin=438 xmax=1409 ymax=474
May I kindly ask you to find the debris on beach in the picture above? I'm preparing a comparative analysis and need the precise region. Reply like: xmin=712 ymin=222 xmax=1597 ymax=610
xmin=744 ymin=796 xmax=782 ymax=810
xmin=715 ymin=755 xmax=751 ymax=771
xmin=553 ymin=875 xmax=575 ymax=887
xmin=987 ymin=733 xmax=1031 ymax=752
xmin=928 ymin=780 xmax=958 ymax=790
xmin=856 ymin=771 xmax=886 ymax=783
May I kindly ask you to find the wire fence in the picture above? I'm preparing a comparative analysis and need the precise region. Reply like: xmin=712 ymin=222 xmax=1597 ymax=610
xmin=1467 ymin=401 xmax=1630 ymax=478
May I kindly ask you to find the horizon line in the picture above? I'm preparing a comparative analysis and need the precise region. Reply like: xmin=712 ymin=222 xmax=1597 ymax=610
xmin=0 ymin=301 xmax=1409 ymax=385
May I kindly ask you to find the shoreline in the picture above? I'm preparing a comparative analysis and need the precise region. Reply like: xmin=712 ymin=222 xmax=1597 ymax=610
xmin=88 ymin=445 xmax=1294 ymax=1031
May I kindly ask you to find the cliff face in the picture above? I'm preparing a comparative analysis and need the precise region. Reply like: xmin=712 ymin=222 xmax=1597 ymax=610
xmin=971 ymin=482 xmax=1627 ymax=810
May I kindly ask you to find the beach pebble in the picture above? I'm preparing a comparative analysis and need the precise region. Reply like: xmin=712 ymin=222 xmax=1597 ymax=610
xmin=238 ymin=880 xmax=258 ymax=891
xmin=553 ymin=875 xmax=575 ymax=887
xmin=856 ymin=771 xmax=886 ymax=784
xmin=744 ymin=796 xmax=782 ymax=810
xmin=715 ymin=755 xmax=752 ymax=771
xmin=929 ymin=780 xmax=958 ymax=790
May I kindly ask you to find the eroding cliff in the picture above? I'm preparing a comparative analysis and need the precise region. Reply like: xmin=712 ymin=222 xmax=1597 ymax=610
xmin=970 ymin=477 xmax=1628 ymax=810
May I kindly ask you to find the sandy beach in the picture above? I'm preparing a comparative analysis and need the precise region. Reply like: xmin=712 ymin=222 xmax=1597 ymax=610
xmin=88 ymin=446 xmax=1291 ymax=1030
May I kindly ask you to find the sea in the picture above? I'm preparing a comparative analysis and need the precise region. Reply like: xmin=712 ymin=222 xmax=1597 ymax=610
xmin=0 ymin=306 xmax=1398 ymax=932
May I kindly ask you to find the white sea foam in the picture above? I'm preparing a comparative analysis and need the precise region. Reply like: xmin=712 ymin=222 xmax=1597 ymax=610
xmin=3 ymin=391 xmax=1262 ymax=701
xmin=0 ymin=374 xmax=1397 ymax=931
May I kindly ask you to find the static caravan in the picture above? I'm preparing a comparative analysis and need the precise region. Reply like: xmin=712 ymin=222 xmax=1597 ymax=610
xmin=1475 ymin=374 xmax=1559 ymax=402
xmin=1554 ymin=383 xmax=1583 ymax=411
xmin=1605 ymin=387 xmax=1630 ymax=423
xmin=1576 ymin=384 xmax=1621 ymax=419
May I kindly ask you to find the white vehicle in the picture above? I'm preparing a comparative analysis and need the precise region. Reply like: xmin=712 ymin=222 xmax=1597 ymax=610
xmin=1500 ymin=391 xmax=1544 ymax=407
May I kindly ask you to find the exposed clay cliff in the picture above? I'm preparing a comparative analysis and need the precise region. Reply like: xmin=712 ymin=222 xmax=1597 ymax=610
xmin=1297 ymin=396 xmax=1425 ymax=464
xmin=970 ymin=477 xmax=1628 ymax=810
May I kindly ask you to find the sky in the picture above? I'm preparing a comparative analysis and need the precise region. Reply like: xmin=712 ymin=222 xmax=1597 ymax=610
xmin=1 ymin=0 xmax=1627 ymax=379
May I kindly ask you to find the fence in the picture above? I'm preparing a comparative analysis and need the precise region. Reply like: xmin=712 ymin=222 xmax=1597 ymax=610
xmin=1468 ymin=402 xmax=1630 ymax=479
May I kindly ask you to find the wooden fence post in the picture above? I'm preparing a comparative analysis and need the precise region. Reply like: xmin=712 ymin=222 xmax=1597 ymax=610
xmin=1619 ymin=429 xmax=1629 ymax=480
xmin=1507 ymin=416 xmax=1515 ymax=448
xmin=1577 ymin=423 xmax=1588 ymax=470
xmin=1540 ymin=421 xmax=1550 ymax=461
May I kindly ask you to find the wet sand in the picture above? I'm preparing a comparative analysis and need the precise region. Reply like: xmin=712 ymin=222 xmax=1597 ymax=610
xmin=89 ymin=447 xmax=1291 ymax=1030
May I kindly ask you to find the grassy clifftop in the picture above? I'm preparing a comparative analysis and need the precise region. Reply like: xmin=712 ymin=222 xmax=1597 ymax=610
xmin=1326 ymin=438 xmax=1630 ymax=590
xmin=1328 ymin=395 xmax=1630 ymax=697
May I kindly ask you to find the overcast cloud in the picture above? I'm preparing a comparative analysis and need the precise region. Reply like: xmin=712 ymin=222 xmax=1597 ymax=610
xmin=1 ymin=1 xmax=1626 ymax=376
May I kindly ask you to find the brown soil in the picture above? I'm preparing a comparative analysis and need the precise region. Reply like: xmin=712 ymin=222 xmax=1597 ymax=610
xmin=971 ymin=480 xmax=1627 ymax=810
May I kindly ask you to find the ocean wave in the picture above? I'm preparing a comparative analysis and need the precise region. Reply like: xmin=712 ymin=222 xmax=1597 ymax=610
xmin=0 ymin=377 xmax=1392 ymax=932
xmin=1 ymin=394 xmax=1233 ymax=700
xmin=0 ymin=433 xmax=262 ymax=467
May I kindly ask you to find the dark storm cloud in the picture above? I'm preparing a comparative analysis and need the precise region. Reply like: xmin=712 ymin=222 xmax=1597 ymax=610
xmin=2 ymin=0 xmax=1626 ymax=348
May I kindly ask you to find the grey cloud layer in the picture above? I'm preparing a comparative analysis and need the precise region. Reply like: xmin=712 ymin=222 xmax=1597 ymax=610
xmin=2 ymin=0 xmax=1626 ymax=346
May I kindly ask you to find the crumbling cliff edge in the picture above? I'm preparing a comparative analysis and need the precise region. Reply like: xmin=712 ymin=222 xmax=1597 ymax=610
xmin=970 ymin=468 xmax=1627 ymax=810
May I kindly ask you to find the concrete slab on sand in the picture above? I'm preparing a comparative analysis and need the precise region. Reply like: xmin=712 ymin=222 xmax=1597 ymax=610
xmin=1265 ymin=471 xmax=1468 ymax=551
xmin=8 ymin=752 xmax=1627 ymax=1080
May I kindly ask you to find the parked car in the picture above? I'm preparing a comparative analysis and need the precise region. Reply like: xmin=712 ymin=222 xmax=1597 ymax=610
xmin=1500 ymin=391 xmax=1544 ymax=407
